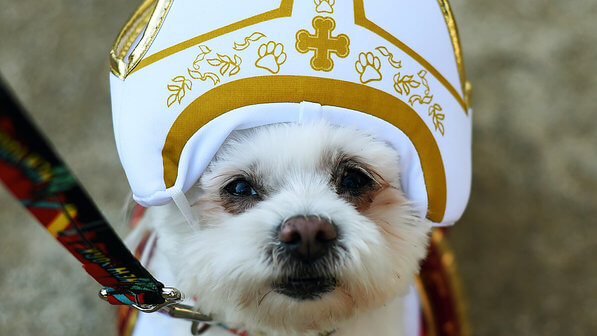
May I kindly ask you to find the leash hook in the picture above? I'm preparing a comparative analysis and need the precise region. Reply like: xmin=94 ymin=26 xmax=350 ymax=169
xmin=98 ymin=287 xmax=212 ymax=322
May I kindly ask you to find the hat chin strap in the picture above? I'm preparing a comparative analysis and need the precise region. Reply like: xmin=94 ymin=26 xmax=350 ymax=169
xmin=169 ymin=186 xmax=200 ymax=232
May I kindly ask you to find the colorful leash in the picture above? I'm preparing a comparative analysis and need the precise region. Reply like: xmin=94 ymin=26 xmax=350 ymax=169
xmin=0 ymin=77 xmax=207 ymax=321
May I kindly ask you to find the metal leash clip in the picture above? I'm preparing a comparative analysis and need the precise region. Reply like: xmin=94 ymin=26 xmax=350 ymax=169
xmin=98 ymin=287 xmax=212 ymax=322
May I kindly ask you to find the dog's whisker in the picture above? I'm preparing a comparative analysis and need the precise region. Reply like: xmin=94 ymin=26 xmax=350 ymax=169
xmin=257 ymin=289 xmax=274 ymax=306
xmin=338 ymin=284 xmax=355 ymax=304
xmin=377 ymin=219 xmax=406 ymax=241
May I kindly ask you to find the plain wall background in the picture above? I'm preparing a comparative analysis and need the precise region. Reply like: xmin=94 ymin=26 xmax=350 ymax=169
xmin=0 ymin=1 xmax=595 ymax=335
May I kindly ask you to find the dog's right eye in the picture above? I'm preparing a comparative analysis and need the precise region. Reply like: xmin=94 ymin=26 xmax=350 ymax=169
xmin=224 ymin=179 xmax=258 ymax=197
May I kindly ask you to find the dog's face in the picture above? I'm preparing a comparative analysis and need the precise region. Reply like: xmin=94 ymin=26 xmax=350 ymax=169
xmin=153 ymin=122 xmax=431 ymax=334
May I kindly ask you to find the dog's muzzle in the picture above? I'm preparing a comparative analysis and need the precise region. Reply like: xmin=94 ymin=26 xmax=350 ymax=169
xmin=272 ymin=215 xmax=339 ymax=300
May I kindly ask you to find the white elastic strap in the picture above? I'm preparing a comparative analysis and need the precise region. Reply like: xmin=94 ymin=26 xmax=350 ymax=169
xmin=169 ymin=186 xmax=199 ymax=232
xmin=298 ymin=101 xmax=323 ymax=124
xmin=139 ymin=230 xmax=158 ymax=265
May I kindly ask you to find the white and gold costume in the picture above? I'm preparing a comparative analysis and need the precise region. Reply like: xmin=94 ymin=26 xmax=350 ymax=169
xmin=110 ymin=1 xmax=472 ymax=334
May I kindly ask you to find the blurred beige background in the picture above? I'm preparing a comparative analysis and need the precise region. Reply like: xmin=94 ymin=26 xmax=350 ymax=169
xmin=0 ymin=1 xmax=595 ymax=335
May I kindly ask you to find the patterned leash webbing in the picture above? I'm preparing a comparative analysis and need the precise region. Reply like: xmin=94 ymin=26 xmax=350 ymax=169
xmin=0 ymin=77 xmax=165 ymax=306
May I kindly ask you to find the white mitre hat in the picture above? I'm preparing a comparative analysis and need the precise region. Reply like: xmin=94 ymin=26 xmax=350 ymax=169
xmin=109 ymin=0 xmax=472 ymax=226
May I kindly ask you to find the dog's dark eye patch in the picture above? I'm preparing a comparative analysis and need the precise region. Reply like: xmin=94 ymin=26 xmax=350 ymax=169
xmin=220 ymin=175 xmax=263 ymax=214
xmin=332 ymin=158 xmax=382 ymax=210
xmin=338 ymin=168 xmax=373 ymax=196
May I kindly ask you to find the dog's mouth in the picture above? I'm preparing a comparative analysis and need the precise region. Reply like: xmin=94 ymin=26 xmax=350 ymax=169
xmin=273 ymin=277 xmax=337 ymax=300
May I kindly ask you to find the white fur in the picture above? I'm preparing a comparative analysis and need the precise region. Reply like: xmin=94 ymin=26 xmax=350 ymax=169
xmin=132 ymin=122 xmax=431 ymax=336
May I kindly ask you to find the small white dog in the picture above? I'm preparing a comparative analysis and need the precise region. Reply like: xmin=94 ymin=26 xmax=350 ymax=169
xmin=130 ymin=121 xmax=431 ymax=336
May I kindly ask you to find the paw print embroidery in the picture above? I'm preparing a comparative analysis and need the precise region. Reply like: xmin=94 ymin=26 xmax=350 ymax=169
xmin=255 ymin=41 xmax=287 ymax=74
xmin=315 ymin=0 xmax=334 ymax=13
xmin=355 ymin=52 xmax=382 ymax=84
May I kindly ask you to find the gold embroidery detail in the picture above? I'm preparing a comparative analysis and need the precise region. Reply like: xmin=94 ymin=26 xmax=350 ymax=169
xmin=233 ymin=32 xmax=266 ymax=51
xmin=391 ymin=66 xmax=444 ymax=136
xmin=383 ymin=61 xmax=445 ymax=136
xmin=393 ymin=73 xmax=420 ymax=96
xmin=428 ymin=104 xmax=445 ymax=136
xmin=192 ymin=45 xmax=212 ymax=68
xmin=295 ymin=16 xmax=350 ymax=72
xmin=132 ymin=0 xmax=294 ymax=74
xmin=207 ymin=53 xmax=242 ymax=76
xmin=255 ymin=41 xmax=287 ymax=74
xmin=353 ymin=0 xmax=468 ymax=113
xmin=354 ymin=46 xmax=443 ymax=134
xmin=355 ymin=52 xmax=382 ymax=84
xmin=165 ymin=45 xmax=220 ymax=107
xmin=187 ymin=68 xmax=220 ymax=86
xmin=314 ymin=0 xmax=334 ymax=13
xmin=166 ymin=76 xmax=192 ymax=107
xmin=375 ymin=46 xmax=402 ymax=69
xmin=161 ymin=75 xmax=447 ymax=222
xmin=408 ymin=70 xmax=433 ymax=106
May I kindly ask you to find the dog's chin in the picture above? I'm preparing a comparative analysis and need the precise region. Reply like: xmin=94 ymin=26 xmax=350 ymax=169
xmin=273 ymin=276 xmax=337 ymax=300
xmin=241 ymin=284 xmax=364 ymax=334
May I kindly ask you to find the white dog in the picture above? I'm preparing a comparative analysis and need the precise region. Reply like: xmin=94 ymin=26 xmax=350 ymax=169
xmin=111 ymin=2 xmax=472 ymax=335
xmin=129 ymin=121 xmax=431 ymax=336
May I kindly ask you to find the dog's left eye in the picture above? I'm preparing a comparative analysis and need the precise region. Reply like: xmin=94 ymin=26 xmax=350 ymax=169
xmin=338 ymin=168 xmax=373 ymax=195
xmin=224 ymin=179 xmax=258 ymax=197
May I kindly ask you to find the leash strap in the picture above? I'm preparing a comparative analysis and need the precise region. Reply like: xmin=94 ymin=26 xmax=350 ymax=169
xmin=0 ymin=77 xmax=165 ymax=306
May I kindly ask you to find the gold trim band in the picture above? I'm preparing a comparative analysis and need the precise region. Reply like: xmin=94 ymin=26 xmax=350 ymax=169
xmin=436 ymin=0 xmax=471 ymax=110
xmin=353 ymin=0 xmax=468 ymax=113
xmin=130 ymin=0 xmax=295 ymax=75
xmin=416 ymin=275 xmax=439 ymax=336
xmin=431 ymin=229 xmax=471 ymax=335
xmin=161 ymin=75 xmax=447 ymax=222
xmin=110 ymin=0 xmax=173 ymax=79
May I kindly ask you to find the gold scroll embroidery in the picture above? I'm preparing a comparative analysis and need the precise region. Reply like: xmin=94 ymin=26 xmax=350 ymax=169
xmin=166 ymin=75 xmax=192 ymax=107
xmin=132 ymin=0 xmax=294 ymax=75
xmin=375 ymin=46 xmax=402 ymax=69
xmin=207 ymin=53 xmax=242 ymax=76
xmin=428 ymin=104 xmax=445 ymax=136
xmin=409 ymin=70 xmax=433 ymax=106
xmin=353 ymin=0 xmax=468 ymax=112
xmin=233 ymin=32 xmax=266 ymax=51
xmin=363 ymin=45 xmax=445 ymax=136
xmin=393 ymin=73 xmax=420 ymax=96
xmin=187 ymin=69 xmax=220 ymax=86
xmin=166 ymin=44 xmax=220 ymax=107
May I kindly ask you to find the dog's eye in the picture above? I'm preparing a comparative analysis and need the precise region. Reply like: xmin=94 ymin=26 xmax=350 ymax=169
xmin=338 ymin=168 xmax=373 ymax=195
xmin=224 ymin=179 xmax=258 ymax=197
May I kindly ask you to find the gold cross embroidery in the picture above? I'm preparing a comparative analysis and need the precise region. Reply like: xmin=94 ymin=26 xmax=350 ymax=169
xmin=295 ymin=16 xmax=350 ymax=72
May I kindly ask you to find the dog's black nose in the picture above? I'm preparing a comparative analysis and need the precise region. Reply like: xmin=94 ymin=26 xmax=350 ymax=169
xmin=278 ymin=215 xmax=337 ymax=261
